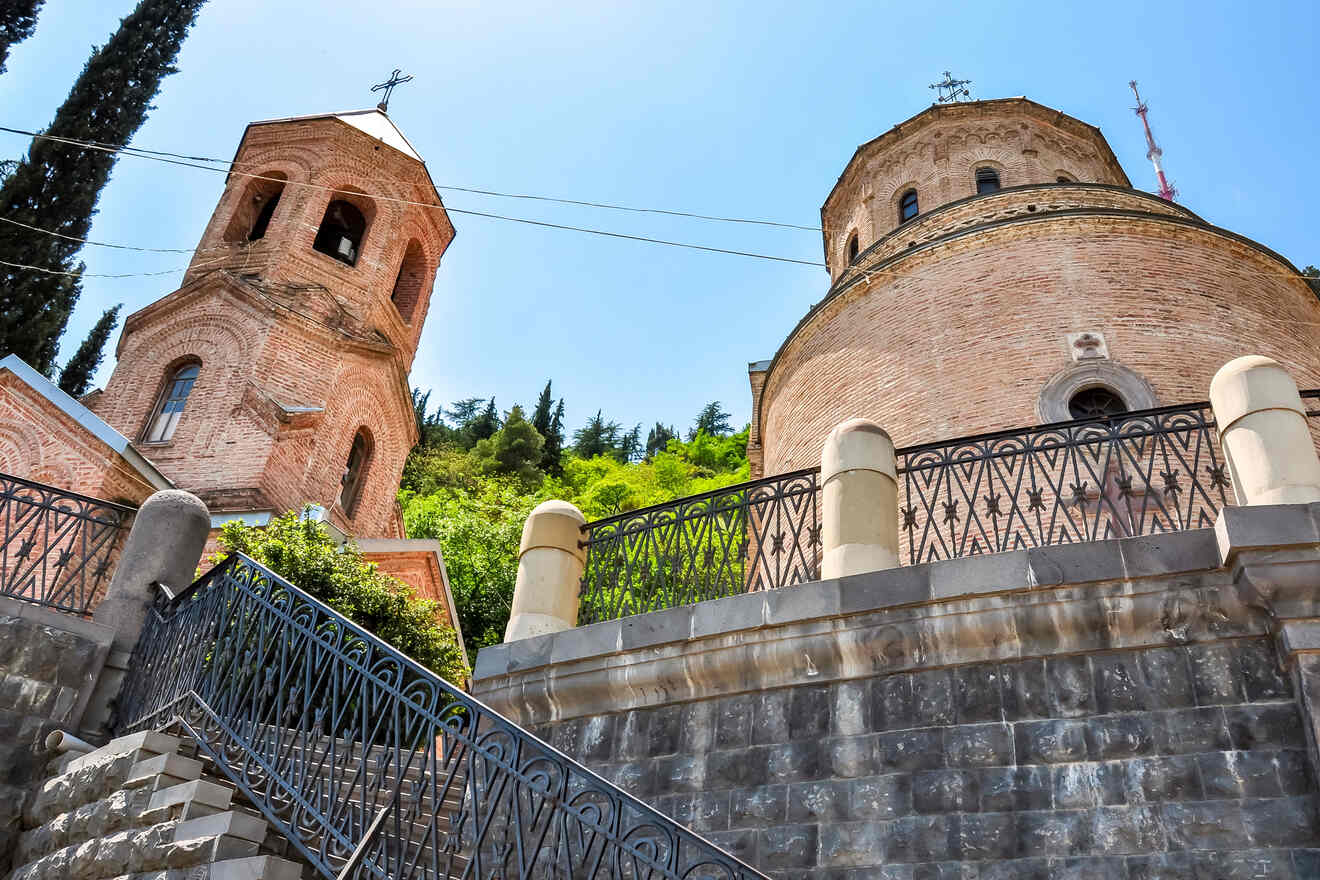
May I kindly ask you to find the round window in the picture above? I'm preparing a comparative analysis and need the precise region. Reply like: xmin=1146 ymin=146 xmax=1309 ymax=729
xmin=1068 ymin=386 xmax=1128 ymax=420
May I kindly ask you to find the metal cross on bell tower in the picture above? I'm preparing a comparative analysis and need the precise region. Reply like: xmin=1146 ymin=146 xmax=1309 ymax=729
xmin=371 ymin=69 xmax=414 ymax=113
xmin=929 ymin=71 xmax=973 ymax=104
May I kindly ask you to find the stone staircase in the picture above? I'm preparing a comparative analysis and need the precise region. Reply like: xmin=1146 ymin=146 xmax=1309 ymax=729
xmin=5 ymin=729 xmax=308 ymax=880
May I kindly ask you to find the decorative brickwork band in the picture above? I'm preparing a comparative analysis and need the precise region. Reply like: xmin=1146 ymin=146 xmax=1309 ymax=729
xmin=1210 ymin=355 xmax=1320 ymax=506
xmin=820 ymin=418 xmax=899 ymax=579
xmin=505 ymin=499 xmax=587 ymax=641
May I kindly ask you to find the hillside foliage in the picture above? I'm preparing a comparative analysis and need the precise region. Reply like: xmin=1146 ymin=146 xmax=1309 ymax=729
xmin=401 ymin=383 xmax=749 ymax=656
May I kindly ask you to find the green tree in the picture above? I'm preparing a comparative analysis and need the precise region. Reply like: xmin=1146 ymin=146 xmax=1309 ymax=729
xmin=0 ymin=0 xmax=207 ymax=373
xmin=618 ymin=424 xmax=643 ymax=463
xmin=473 ymin=404 xmax=545 ymax=488
xmin=445 ymin=397 xmax=484 ymax=427
xmin=690 ymin=401 xmax=733 ymax=439
xmin=56 ymin=303 xmax=119 ymax=397
xmin=574 ymin=410 xmax=620 ymax=459
xmin=403 ymin=482 xmax=538 ymax=654
xmin=465 ymin=397 xmax=500 ymax=447
xmin=542 ymin=398 xmax=566 ymax=476
xmin=0 ymin=0 xmax=43 ymax=75
xmin=215 ymin=511 xmax=468 ymax=683
xmin=645 ymin=422 xmax=676 ymax=459
xmin=531 ymin=380 xmax=554 ymax=435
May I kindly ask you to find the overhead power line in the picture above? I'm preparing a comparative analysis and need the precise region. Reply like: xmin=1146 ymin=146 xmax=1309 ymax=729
xmin=0 ymin=124 xmax=823 ymax=231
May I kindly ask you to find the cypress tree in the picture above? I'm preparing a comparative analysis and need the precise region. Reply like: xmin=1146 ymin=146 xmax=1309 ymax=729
xmin=542 ymin=399 xmax=565 ymax=476
xmin=0 ymin=0 xmax=43 ymax=75
xmin=56 ymin=303 xmax=119 ymax=397
xmin=531 ymin=380 xmax=554 ymax=436
xmin=0 ymin=0 xmax=207 ymax=373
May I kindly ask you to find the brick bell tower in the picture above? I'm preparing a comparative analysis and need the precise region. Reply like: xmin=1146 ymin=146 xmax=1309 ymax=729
xmin=88 ymin=109 xmax=455 ymax=539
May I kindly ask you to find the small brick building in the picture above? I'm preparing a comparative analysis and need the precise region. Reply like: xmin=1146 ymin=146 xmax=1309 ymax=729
xmin=748 ymin=97 xmax=1320 ymax=477
xmin=0 ymin=109 xmax=463 ymax=646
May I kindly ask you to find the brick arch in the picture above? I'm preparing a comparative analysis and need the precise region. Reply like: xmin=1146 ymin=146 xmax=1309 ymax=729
xmin=107 ymin=314 xmax=252 ymax=441
xmin=321 ymin=379 xmax=406 ymax=533
xmin=0 ymin=422 xmax=44 ymax=478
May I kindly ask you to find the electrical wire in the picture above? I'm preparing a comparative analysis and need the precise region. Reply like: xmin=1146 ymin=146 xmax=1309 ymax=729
xmin=0 ymin=124 xmax=824 ymax=232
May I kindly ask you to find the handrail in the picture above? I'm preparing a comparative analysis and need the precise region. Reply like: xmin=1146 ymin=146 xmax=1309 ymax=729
xmin=117 ymin=553 xmax=770 ymax=880
xmin=0 ymin=471 xmax=136 ymax=614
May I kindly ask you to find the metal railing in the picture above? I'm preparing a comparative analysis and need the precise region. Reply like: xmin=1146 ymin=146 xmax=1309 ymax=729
xmin=578 ymin=468 xmax=819 ymax=625
xmin=117 ymin=553 xmax=769 ymax=880
xmin=0 ymin=472 xmax=136 ymax=615
xmin=577 ymin=395 xmax=1320 ymax=624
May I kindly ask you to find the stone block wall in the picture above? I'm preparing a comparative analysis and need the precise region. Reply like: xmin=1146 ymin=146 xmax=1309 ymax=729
xmin=474 ymin=519 xmax=1320 ymax=879
xmin=0 ymin=598 xmax=115 ymax=859
xmin=530 ymin=636 xmax=1318 ymax=878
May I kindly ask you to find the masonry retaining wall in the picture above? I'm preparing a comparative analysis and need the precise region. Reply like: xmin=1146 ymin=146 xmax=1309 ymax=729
xmin=473 ymin=519 xmax=1320 ymax=878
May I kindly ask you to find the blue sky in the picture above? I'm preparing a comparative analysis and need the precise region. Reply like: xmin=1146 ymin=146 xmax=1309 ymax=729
xmin=1 ymin=0 xmax=1316 ymax=438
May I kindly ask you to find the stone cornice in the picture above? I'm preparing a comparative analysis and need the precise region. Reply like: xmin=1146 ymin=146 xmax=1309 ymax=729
xmin=471 ymin=528 xmax=1271 ymax=726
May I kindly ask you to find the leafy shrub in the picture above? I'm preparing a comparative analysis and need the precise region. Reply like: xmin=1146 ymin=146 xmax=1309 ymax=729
xmin=215 ymin=512 xmax=469 ymax=685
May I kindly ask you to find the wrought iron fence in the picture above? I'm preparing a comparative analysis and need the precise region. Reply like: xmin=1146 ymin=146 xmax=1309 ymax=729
xmin=578 ymin=468 xmax=819 ymax=625
xmin=0 ymin=472 xmax=136 ymax=615
xmin=576 ymin=396 xmax=1320 ymax=623
xmin=897 ymin=401 xmax=1230 ymax=563
xmin=117 ymin=553 xmax=770 ymax=880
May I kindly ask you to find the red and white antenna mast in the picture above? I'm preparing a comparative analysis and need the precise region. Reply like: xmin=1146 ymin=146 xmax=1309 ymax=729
xmin=1129 ymin=80 xmax=1176 ymax=202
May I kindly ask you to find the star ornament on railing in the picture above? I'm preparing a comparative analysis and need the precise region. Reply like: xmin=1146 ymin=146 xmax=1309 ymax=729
xmin=808 ymin=524 xmax=822 ymax=546
xmin=1070 ymin=482 xmax=1089 ymax=507
xmin=1116 ymin=473 xmax=1134 ymax=498
xmin=1027 ymin=488 xmax=1045 ymax=511
xmin=902 ymin=505 xmax=917 ymax=530
xmin=942 ymin=499 xmax=960 ymax=525
xmin=1207 ymin=463 xmax=1231 ymax=489
xmin=1161 ymin=469 xmax=1181 ymax=496
xmin=984 ymin=492 xmax=1002 ymax=517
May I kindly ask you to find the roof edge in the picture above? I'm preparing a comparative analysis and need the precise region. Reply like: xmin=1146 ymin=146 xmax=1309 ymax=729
xmin=0 ymin=354 xmax=172 ymax=491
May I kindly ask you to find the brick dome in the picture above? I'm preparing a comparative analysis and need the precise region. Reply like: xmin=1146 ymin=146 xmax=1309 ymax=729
xmin=748 ymin=99 xmax=1320 ymax=477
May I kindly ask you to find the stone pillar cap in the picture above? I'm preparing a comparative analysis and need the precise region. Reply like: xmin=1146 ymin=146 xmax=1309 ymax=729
xmin=1210 ymin=355 xmax=1306 ymax=430
xmin=821 ymin=418 xmax=896 ymax=483
xmin=519 ymin=499 xmax=587 ymax=563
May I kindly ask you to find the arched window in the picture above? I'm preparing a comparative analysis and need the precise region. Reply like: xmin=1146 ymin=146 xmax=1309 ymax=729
xmin=223 ymin=173 xmax=287 ymax=243
xmin=845 ymin=232 xmax=859 ymax=264
xmin=898 ymin=190 xmax=918 ymax=223
xmin=248 ymin=189 xmax=281 ymax=241
xmin=1056 ymin=174 xmax=1074 ymax=184
xmin=391 ymin=239 xmax=426 ymax=323
xmin=314 ymin=199 xmax=368 ymax=266
xmin=975 ymin=167 xmax=1001 ymax=195
xmin=338 ymin=429 xmax=372 ymax=516
xmin=144 ymin=363 xmax=199 ymax=443
xmin=1068 ymin=386 xmax=1127 ymax=420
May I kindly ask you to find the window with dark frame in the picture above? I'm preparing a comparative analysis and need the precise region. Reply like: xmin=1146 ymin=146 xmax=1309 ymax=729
xmin=144 ymin=363 xmax=199 ymax=443
xmin=338 ymin=430 xmax=371 ymax=516
xmin=899 ymin=190 xmax=918 ymax=223
xmin=975 ymin=167 xmax=1001 ymax=195
xmin=1068 ymin=386 xmax=1128 ymax=420
xmin=846 ymin=233 xmax=859 ymax=264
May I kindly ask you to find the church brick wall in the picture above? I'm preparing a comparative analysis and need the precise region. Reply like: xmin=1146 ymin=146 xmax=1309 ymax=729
xmin=86 ymin=113 xmax=453 ymax=541
xmin=822 ymin=99 xmax=1129 ymax=281
xmin=0 ymin=373 xmax=155 ymax=506
xmin=756 ymin=212 xmax=1320 ymax=475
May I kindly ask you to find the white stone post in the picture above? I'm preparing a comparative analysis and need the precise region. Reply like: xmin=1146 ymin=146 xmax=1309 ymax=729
xmin=93 ymin=489 xmax=211 ymax=653
xmin=1210 ymin=355 xmax=1320 ymax=506
xmin=505 ymin=499 xmax=586 ymax=642
xmin=820 ymin=418 xmax=900 ymax=579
